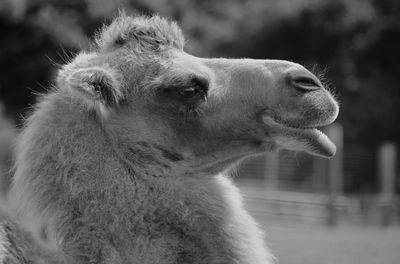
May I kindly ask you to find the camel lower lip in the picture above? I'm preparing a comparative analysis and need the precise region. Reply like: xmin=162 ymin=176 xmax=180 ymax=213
xmin=294 ymin=127 xmax=336 ymax=157
xmin=261 ymin=116 xmax=336 ymax=157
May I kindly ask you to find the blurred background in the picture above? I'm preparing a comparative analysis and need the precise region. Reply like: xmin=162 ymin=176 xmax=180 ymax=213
xmin=0 ymin=0 xmax=399 ymax=263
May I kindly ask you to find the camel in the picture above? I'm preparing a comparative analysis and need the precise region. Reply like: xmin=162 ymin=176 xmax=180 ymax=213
xmin=0 ymin=14 xmax=338 ymax=263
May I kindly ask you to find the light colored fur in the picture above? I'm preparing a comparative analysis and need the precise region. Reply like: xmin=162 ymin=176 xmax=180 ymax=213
xmin=3 ymin=13 xmax=338 ymax=264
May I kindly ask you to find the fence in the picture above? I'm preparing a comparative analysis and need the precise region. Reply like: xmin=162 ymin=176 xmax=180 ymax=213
xmin=234 ymin=123 xmax=400 ymax=226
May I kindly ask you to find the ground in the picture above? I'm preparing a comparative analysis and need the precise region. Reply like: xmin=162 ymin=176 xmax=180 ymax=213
xmin=263 ymin=224 xmax=400 ymax=264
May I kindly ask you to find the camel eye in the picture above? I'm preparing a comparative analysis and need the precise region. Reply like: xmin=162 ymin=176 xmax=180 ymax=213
xmin=178 ymin=76 xmax=209 ymax=101
xmin=179 ymin=87 xmax=202 ymax=99
xmin=161 ymin=76 xmax=208 ymax=103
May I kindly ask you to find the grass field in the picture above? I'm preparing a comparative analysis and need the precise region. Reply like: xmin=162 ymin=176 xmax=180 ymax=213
xmin=263 ymin=224 xmax=400 ymax=264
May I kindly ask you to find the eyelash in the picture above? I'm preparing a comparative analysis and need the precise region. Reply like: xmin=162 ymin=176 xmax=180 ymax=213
xmin=158 ymin=76 xmax=209 ymax=117
xmin=179 ymin=76 xmax=209 ymax=100
xmin=178 ymin=86 xmax=206 ymax=100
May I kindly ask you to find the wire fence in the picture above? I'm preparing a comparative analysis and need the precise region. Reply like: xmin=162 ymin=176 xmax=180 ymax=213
xmin=234 ymin=138 xmax=400 ymax=226
xmin=237 ymin=184 xmax=400 ymax=227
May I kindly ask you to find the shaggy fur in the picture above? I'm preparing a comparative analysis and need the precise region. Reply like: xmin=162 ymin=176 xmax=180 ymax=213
xmin=3 ymin=13 xmax=338 ymax=264
xmin=96 ymin=13 xmax=185 ymax=53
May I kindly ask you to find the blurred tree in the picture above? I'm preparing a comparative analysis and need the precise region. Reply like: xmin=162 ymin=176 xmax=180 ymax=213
xmin=0 ymin=13 xmax=61 ymax=120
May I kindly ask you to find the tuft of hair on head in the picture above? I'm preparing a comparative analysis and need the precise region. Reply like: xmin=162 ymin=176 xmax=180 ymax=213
xmin=65 ymin=66 xmax=127 ymax=118
xmin=95 ymin=11 xmax=185 ymax=53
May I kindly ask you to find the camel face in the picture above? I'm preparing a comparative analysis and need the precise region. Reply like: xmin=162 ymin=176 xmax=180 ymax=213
xmin=180 ymin=54 xmax=338 ymax=158
xmin=61 ymin=15 xmax=338 ymax=176
xmin=141 ymin=52 xmax=338 ymax=167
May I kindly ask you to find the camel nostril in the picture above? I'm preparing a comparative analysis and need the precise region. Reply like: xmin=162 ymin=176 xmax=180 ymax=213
xmin=291 ymin=76 xmax=322 ymax=92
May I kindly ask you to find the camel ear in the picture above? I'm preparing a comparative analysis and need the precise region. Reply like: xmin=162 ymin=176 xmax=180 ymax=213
xmin=67 ymin=67 xmax=125 ymax=111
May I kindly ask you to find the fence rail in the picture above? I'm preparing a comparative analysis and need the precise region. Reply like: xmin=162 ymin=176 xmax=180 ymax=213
xmin=237 ymin=183 xmax=400 ymax=226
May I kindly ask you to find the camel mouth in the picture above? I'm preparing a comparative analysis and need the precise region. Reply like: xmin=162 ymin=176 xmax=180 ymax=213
xmin=261 ymin=115 xmax=336 ymax=158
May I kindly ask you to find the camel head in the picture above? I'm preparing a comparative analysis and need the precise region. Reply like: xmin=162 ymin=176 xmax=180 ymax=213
xmin=58 ymin=14 xmax=338 ymax=177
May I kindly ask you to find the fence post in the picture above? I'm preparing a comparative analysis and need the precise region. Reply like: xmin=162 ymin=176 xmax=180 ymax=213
xmin=265 ymin=152 xmax=279 ymax=190
xmin=312 ymin=157 xmax=328 ymax=193
xmin=378 ymin=142 xmax=397 ymax=226
xmin=326 ymin=123 xmax=344 ymax=226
